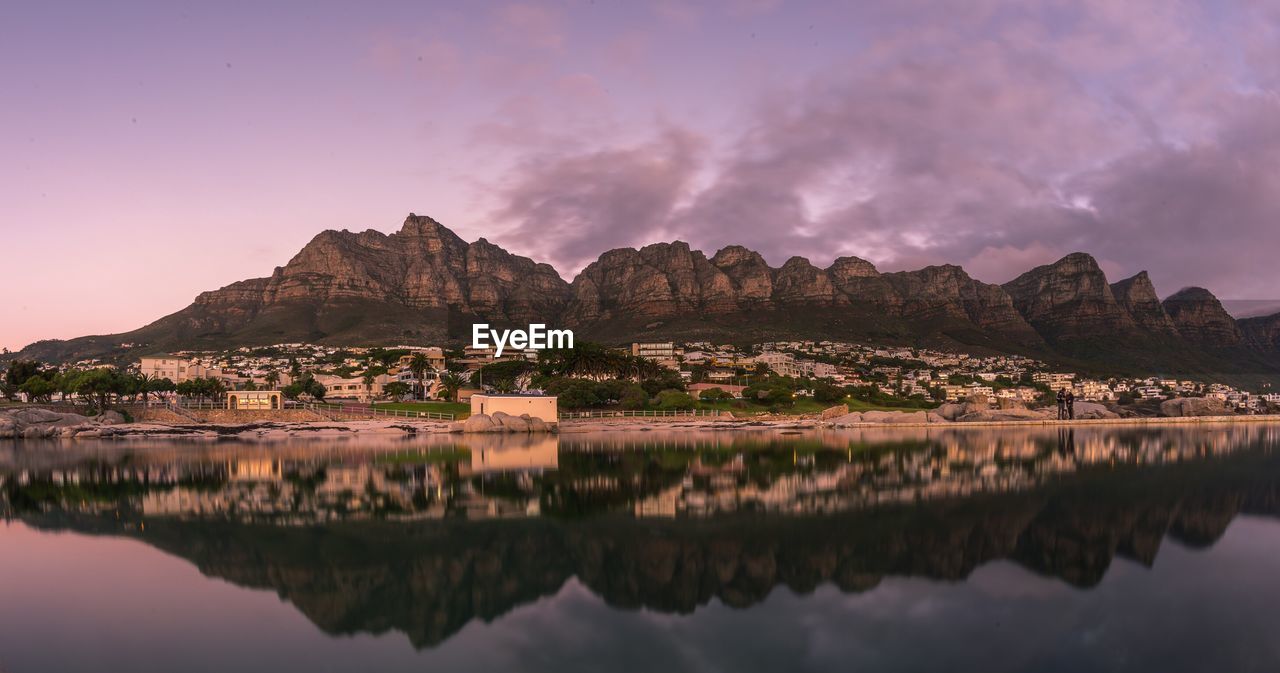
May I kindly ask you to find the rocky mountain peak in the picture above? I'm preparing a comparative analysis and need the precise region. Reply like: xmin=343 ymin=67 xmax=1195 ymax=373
xmin=1110 ymin=271 xmax=1178 ymax=335
xmin=1002 ymin=252 xmax=1135 ymax=341
xmin=1163 ymin=287 xmax=1242 ymax=346
xmin=827 ymin=256 xmax=881 ymax=279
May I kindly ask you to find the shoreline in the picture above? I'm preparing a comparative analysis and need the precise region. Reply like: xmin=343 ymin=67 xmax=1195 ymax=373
xmin=6 ymin=409 xmax=1280 ymax=442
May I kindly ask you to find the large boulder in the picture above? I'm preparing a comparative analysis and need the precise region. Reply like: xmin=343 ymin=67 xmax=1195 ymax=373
xmin=492 ymin=412 xmax=532 ymax=432
xmin=861 ymin=410 xmax=930 ymax=424
xmin=0 ymin=408 xmax=98 ymax=439
xmin=450 ymin=412 xmax=556 ymax=433
xmin=819 ymin=404 xmax=849 ymax=420
xmin=957 ymin=408 xmax=1052 ymax=422
xmin=934 ymin=403 xmax=965 ymax=421
xmin=1072 ymin=401 xmax=1119 ymax=420
xmin=829 ymin=412 xmax=864 ymax=426
xmin=1161 ymin=397 xmax=1234 ymax=417
xmin=457 ymin=414 xmax=499 ymax=433
xmin=927 ymin=412 xmax=950 ymax=423
xmin=96 ymin=410 xmax=127 ymax=425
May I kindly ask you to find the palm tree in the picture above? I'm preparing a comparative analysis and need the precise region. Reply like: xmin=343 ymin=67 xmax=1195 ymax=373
xmin=264 ymin=369 xmax=280 ymax=390
xmin=408 ymin=353 xmax=430 ymax=400
xmin=136 ymin=373 xmax=153 ymax=406
xmin=362 ymin=370 xmax=377 ymax=402
xmin=438 ymin=372 xmax=466 ymax=403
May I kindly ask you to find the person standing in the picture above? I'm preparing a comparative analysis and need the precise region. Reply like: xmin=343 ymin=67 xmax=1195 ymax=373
xmin=1055 ymin=388 xmax=1066 ymax=420
xmin=1065 ymin=390 xmax=1076 ymax=420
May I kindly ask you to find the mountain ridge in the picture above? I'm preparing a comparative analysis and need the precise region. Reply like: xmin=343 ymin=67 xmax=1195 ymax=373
xmin=14 ymin=213 xmax=1280 ymax=381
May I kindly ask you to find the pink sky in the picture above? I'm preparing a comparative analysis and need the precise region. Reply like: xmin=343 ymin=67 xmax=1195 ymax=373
xmin=5 ymin=0 xmax=1279 ymax=351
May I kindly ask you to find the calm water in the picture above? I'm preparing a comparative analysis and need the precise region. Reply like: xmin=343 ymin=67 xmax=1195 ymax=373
xmin=4 ymin=424 xmax=1280 ymax=672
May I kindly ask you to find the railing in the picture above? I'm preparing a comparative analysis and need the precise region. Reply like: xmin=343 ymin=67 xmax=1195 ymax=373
xmin=559 ymin=409 xmax=722 ymax=420
xmin=305 ymin=402 xmax=454 ymax=421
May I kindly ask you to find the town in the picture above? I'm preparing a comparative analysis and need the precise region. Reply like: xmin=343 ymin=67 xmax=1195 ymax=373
xmin=3 ymin=337 xmax=1277 ymax=418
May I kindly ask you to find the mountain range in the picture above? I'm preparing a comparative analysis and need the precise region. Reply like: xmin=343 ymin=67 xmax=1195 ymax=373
xmin=16 ymin=213 xmax=1280 ymax=381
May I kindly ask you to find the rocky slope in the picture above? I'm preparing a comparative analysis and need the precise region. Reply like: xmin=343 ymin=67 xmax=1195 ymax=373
xmin=1001 ymin=253 xmax=1136 ymax=341
xmin=1110 ymin=271 xmax=1179 ymax=335
xmin=1163 ymin=286 xmax=1243 ymax=346
xmin=12 ymin=214 xmax=1280 ymax=378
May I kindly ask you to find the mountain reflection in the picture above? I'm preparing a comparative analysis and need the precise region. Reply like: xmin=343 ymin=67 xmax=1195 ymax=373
xmin=4 ymin=424 xmax=1280 ymax=649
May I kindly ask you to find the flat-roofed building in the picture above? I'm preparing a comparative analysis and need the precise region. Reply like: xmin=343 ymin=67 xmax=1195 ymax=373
xmin=631 ymin=342 xmax=679 ymax=369
xmin=471 ymin=394 xmax=558 ymax=423
xmin=138 ymin=354 xmax=192 ymax=382
xmin=226 ymin=390 xmax=283 ymax=410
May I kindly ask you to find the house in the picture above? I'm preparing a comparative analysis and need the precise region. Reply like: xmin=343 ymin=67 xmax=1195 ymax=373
xmin=138 ymin=355 xmax=193 ymax=383
xmin=396 ymin=347 xmax=446 ymax=372
xmin=470 ymin=394 xmax=558 ymax=422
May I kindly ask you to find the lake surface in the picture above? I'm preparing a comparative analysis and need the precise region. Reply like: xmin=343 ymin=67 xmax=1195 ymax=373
xmin=4 ymin=424 xmax=1280 ymax=672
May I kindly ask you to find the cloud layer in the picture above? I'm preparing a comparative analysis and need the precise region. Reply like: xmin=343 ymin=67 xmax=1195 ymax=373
xmin=486 ymin=0 xmax=1280 ymax=301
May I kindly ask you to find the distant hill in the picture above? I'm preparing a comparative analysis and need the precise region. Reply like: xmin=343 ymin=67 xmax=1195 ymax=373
xmin=15 ymin=213 xmax=1280 ymax=382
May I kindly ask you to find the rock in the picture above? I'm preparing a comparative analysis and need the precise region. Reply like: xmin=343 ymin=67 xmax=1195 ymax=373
xmin=459 ymin=414 xmax=498 ymax=433
xmin=934 ymin=403 xmax=966 ymax=421
xmin=493 ymin=412 xmax=533 ymax=432
xmin=1072 ymin=401 xmax=1119 ymax=420
xmin=1002 ymin=252 xmax=1136 ymax=340
xmin=957 ymin=408 xmax=1052 ymax=422
xmin=1240 ymin=311 xmax=1280 ymax=350
xmin=452 ymin=412 xmax=555 ymax=433
xmin=96 ymin=410 xmax=127 ymax=425
xmin=829 ymin=412 xmax=864 ymax=426
xmin=1160 ymin=397 xmax=1234 ymax=417
xmin=1110 ymin=271 xmax=1178 ymax=335
xmin=861 ymin=410 xmax=929 ymax=424
xmin=926 ymin=412 xmax=950 ymax=423
xmin=1163 ymin=287 xmax=1243 ymax=347
xmin=885 ymin=265 xmax=1042 ymax=343
xmin=818 ymin=404 xmax=849 ymax=420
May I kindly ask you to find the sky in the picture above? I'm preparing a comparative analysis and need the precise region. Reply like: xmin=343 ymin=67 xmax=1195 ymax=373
xmin=3 ymin=0 xmax=1279 ymax=351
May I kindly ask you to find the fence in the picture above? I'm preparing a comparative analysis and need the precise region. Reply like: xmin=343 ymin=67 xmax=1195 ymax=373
xmin=304 ymin=402 xmax=455 ymax=421
xmin=558 ymin=409 xmax=722 ymax=420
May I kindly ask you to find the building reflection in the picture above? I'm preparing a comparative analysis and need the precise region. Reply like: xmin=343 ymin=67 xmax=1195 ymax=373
xmin=3 ymin=424 xmax=1279 ymax=525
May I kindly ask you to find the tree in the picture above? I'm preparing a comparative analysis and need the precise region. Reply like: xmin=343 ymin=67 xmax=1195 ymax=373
xmin=305 ymin=377 xmax=326 ymax=401
xmin=19 ymin=375 xmax=56 ymax=403
xmin=383 ymin=381 xmax=411 ymax=400
xmin=698 ymin=387 xmax=733 ymax=402
xmin=74 ymin=368 xmax=125 ymax=412
xmin=656 ymin=390 xmax=696 ymax=410
xmin=477 ymin=360 xmax=534 ymax=393
xmin=135 ymin=373 xmax=153 ymax=405
xmin=148 ymin=377 xmax=176 ymax=400
xmin=438 ymin=372 xmax=466 ymax=402
xmin=362 ymin=370 xmax=377 ymax=399
xmin=55 ymin=371 xmax=79 ymax=403
xmin=408 ymin=353 xmax=430 ymax=399
xmin=619 ymin=384 xmax=649 ymax=410
xmin=812 ymin=381 xmax=846 ymax=404
xmin=264 ymin=369 xmax=280 ymax=389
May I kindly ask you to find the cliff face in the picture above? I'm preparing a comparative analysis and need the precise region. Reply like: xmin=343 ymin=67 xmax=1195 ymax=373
xmin=882 ymin=265 xmax=1041 ymax=341
xmin=1002 ymin=253 xmax=1136 ymax=341
xmin=159 ymin=214 xmax=574 ymax=343
xmin=1241 ymin=314 xmax=1280 ymax=350
xmin=1163 ymin=287 xmax=1243 ymax=347
xmin=1110 ymin=271 xmax=1179 ymax=336
xmin=13 ymin=215 xmax=1280 ymax=376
